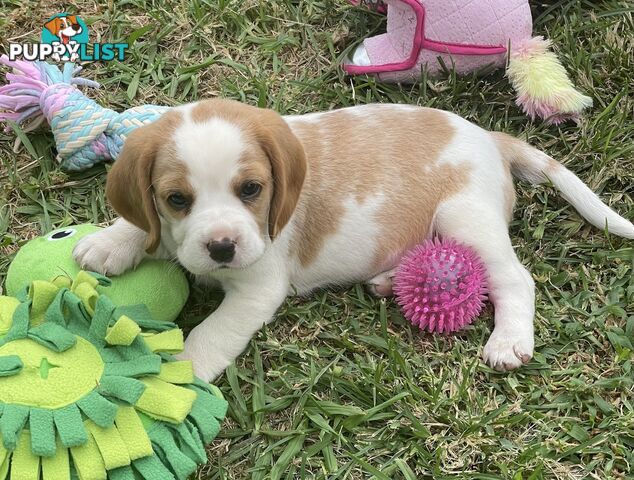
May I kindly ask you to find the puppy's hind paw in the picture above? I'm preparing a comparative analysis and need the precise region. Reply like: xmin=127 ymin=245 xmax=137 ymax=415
xmin=482 ymin=328 xmax=534 ymax=372
xmin=366 ymin=268 xmax=397 ymax=297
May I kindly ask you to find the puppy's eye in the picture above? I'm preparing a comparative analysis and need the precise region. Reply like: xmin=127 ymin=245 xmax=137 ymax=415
xmin=240 ymin=182 xmax=262 ymax=201
xmin=167 ymin=193 xmax=190 ymax=210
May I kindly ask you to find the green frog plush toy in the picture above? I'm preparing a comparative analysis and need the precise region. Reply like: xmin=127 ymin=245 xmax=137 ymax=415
xmin=6 ymin=224 xmax=188 ymax=323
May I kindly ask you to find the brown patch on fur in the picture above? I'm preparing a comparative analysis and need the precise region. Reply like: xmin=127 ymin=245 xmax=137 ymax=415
xmin=490 ymin=132 xmax=526 ymax=221
xmin=492 ymin=134 xmax=517 ymax=221
xmin=493 ymin=132 xmax=526 ymax=169
xmin=106 ymin=110 xmax=183 ymax=252
xmin=190 ymin=101 xmax=218 ymax=124
xmin=231 ymin=154 xmax=274 ymax=236
xmin=490 ymin=132 xmax=540 ymax=222
xmin=493 ymin=130 xmax=559 ymax=178
xmin=502 ymin=179 xmax=517 ymax=222
xmin=545 ymin=157 xmax=561 ymax=173
xmin=372 ymin=162 xmax=470 ymax=271
xmin=153 ymin=151 xmax=194 ymax=220
xmin=288 ymin=106 xmax=468 ymax=270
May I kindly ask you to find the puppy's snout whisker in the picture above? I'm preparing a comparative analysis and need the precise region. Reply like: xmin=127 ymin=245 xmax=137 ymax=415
xmin=206 ymin=238 xmax=236 ymax=263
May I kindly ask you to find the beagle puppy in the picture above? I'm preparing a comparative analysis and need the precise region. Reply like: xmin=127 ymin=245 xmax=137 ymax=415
xmin=73 ymin=100 xmax=634 ymax=381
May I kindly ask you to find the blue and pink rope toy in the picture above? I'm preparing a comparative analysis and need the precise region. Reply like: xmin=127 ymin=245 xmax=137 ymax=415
xmin=0 ymin=56 xmax=169 ymax=171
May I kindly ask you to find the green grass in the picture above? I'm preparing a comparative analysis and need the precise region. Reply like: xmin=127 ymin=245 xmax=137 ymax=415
xmin=1 ymin=0 xmax=633 ymax=478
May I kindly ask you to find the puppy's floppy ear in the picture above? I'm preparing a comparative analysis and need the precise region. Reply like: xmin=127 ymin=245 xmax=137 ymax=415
xmin=255 ymin=109 xmax=307 ymax=239
xmin=106 ymin=123 xmax=162 ymax=253
xmin=44 ymin=17 xmax=62 ymax=35
xmin=67 ymin=15 xmax=78 ymax=24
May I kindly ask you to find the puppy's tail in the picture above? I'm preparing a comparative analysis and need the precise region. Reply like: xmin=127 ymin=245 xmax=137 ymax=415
xmin=493 ymin=132 xmax=634 ymax=239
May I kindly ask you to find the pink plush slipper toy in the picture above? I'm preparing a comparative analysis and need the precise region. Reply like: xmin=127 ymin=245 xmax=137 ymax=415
xmin=344 ymin=0 xmax=592 ymax=124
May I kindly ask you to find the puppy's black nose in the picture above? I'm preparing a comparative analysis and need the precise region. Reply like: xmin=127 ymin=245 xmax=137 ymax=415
xmin=71 ymin=24 xmax=81 ymax=31
xmin=207 ymin=238 xmax=235 ymax=263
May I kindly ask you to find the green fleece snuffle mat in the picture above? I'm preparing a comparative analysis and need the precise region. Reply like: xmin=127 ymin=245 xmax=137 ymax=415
xmin=0 ymin=271 xmax=227 ymax=480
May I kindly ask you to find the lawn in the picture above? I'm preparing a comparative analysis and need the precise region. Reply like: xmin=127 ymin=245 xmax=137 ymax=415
xmin=1 ymin=0 xmax=633 ymax=478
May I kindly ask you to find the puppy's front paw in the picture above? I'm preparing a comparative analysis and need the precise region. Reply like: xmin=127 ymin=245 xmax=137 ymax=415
xmin=179 ymin=327 xmax=232 ymax=382
xmin=73 ymin=230 xmax=144 ymax=276
xmin=482 ymin=328 xmax=534 ymax=371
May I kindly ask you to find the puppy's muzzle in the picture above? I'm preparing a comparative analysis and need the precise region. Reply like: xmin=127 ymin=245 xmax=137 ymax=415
xmin=207 ymin=238 xmax=236 ymax=263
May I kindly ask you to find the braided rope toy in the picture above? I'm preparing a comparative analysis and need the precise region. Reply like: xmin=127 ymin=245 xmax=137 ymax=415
xmin=0 ymin=271 xmax=227 ymax=480
xmin=0 ymin=56 xmax=169 ymax=171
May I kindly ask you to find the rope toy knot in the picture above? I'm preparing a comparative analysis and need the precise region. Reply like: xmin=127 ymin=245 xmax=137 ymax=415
xmin=0 ymin=56 xmax=170 ymax=171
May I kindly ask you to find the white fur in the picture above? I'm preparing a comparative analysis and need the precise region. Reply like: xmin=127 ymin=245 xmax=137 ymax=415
xmin=74 ymin=103 xmax=634 ymax=380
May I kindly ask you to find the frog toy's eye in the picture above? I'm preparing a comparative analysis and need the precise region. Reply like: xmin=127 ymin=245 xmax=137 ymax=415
xmin=46 ymin=228 xmax=77 ymax=241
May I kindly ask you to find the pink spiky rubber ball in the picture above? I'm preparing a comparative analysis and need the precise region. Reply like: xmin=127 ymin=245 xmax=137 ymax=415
xmin=393 ymin=238 xmax=488 ymax=333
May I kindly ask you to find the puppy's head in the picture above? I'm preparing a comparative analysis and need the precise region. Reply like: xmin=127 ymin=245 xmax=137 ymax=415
xmin=106 ymin=99 xmax=307 ymax=275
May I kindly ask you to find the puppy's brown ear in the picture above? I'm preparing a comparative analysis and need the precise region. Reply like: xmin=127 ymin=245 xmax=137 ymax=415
xmin=44 ymin=17 xmax=61 ymax=35
xmin=256 ymin=109 xmax=307 ymax=239
xmin=106 ymin=124 xmax=162 ymax=253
